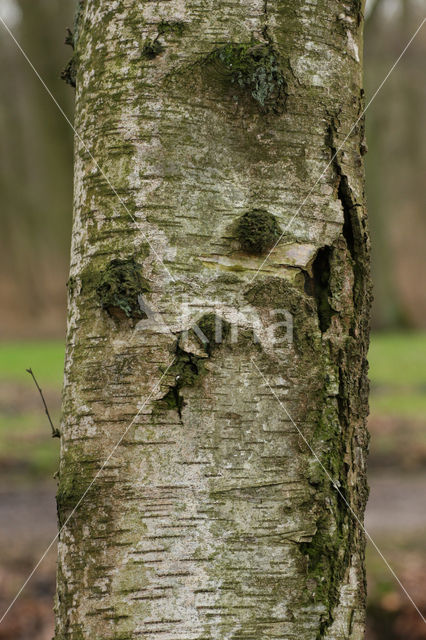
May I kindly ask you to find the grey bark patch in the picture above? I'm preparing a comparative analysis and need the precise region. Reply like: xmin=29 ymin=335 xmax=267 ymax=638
xmin=59 ymin=1 xmax=370 ymax=635
xmin=236 ymin=209 xmax=282 ymax=255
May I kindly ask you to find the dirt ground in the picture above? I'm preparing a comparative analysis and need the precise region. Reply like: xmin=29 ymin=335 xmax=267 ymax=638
xmin=0 ymin=486 xmax=56 ymax=640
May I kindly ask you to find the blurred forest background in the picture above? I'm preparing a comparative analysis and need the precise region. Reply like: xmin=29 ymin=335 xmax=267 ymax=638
xmin=0 ymin=0 xmax=425 ymax=639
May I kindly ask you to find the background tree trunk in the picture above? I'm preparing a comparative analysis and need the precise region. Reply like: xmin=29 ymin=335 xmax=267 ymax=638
xmin=56 ymin=1 xmax=371 ymax=639
xmin=0 ymin=0 xmax=74 ymax=336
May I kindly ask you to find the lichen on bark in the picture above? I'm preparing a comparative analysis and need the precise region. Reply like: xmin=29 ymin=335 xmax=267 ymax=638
xmin=205 ymin=40 xmax=287 ymax=111
xmin=56 ymin=0 xmax=370 ymax=638
xmin=86 ymin=257 xmax=150 ymax=321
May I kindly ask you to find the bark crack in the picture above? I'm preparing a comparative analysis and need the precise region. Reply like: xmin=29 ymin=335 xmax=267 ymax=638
xmin=157 ymin=314 xmax=230 ymax=420
xmin=159 ymin=343 xmax=206 ymax=421
xmin=326 ymin=119 xmax=370 ymax=331
xmin=303 ymin=247 xmax=335 ymax=334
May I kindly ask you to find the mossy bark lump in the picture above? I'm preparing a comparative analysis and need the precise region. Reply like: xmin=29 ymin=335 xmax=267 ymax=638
xmin=56 ymin=1 xmax=371 ymax=639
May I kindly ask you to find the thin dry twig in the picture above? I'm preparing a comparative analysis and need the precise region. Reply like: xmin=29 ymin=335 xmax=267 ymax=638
xmin=26 ymin=368 xmax=60 ymax=438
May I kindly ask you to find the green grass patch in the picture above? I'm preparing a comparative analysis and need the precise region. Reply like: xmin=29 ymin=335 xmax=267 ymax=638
xmin=370 ymin=392 xmax=426 ymax=418
xmin=0 ymin=341 xmax=64 ymax=482
xmin=368 ymin=331 xmax=426 ymax=386
xmin=0 ymin=340 xmax=65 ymax=387
xmin=0 ymin=412 xmax=60 ymax=479
xmin=368 ymin=331 xmax=426 ymax=419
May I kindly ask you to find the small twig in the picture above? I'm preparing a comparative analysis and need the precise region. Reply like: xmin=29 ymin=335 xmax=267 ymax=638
xmin=26 ymin=368 xmax=60 ymax=438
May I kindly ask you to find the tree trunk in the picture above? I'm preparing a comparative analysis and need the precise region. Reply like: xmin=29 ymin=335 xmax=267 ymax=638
xmin=55 ymin=1 xmax=371 ymax=639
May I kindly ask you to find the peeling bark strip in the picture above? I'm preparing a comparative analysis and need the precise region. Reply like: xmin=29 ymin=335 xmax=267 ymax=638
xmin=56 ymin=1 xmax=371 ymax=639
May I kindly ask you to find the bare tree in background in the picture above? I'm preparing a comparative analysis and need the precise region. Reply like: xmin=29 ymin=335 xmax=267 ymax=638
xmin=0 ymin=0 xmax=74 ymax=336
xmin=365 ymin=0 xmax=426 ymax=328
xmin=55 ymin=1 xmax=371 ymax=639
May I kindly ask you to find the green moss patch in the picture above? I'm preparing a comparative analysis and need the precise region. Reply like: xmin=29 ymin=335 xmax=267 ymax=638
xmin=236 ymin=209 xmax=281 ymax=255
xmin=157 ymin=20 xmax=186 ymax=37
xmin=142 ymin=21 xmax=185 ymax=60
xmin=300 ymin=512 xmax=346 ymax=620
xmin=142 ymin=38 xmax=165 ymax=59
xmin=160 ymin=347 xmax=207 ymax=418
xmin=83 ymin=258 xmax=150 ymax=321
xmin=196 ymin=313 xmax=231 ymax=355
xmin=207 ymin=41 xmax=287 ymax=111
xmin=56 ymin=447 xmax=96 ymax=527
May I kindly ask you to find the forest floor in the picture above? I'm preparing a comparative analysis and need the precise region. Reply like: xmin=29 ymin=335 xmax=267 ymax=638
xmin=0 ymin=335 xmax=425 ymax=639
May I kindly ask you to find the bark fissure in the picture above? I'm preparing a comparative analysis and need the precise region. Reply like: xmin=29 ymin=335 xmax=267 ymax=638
xmin=159 ymin=345 xmax=206 ymax=420
xmin=262 ymin=0 xmax=272 ymax=46
xmin=311 ymin=246 xmax=335 ymax=334
xmin=327 ymin=118 xmax=370 ymax=330
xmin=158 ymin=314 xmax=232 ymax=419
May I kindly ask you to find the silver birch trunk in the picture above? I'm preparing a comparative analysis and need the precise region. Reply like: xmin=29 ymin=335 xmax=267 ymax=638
xmin=55 ymin=1 xmax=371 ymax=639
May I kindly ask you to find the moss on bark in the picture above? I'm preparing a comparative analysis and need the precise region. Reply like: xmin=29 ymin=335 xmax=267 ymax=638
xmin=236 ymin=209 xmax=282 ymax=255
xmin=205 ymin=40 xmax=287 ymax=112
xmin=56 ymin=0 xmax=369 ymax=638
xmin=81 ymin=257 xmax=150 ymax=322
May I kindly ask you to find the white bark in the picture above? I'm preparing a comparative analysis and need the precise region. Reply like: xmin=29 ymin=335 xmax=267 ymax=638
xmin=55 ymin=1 xmax=371 ymax=639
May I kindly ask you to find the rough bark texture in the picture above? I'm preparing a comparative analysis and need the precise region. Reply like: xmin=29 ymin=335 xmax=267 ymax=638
xmin=55 ymin=1 xmax=371 ymax=639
